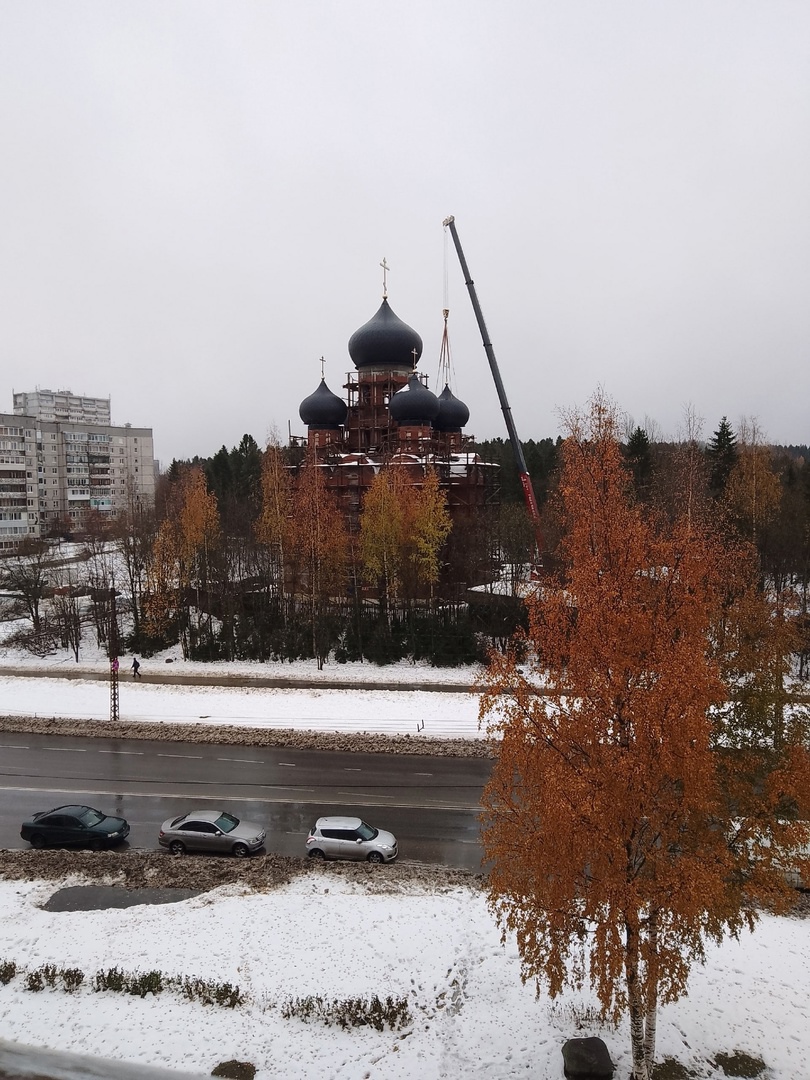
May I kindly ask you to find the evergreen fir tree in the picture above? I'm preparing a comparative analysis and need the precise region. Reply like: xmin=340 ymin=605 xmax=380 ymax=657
xmin=625 ymin=426 xmax=652 ymax=496
xmin=706 ymin=416 xmax=738 ymax=496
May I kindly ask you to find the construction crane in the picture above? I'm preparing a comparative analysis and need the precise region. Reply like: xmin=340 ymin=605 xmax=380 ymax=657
xmin=442 ymin=216 xmax=542 ymax=555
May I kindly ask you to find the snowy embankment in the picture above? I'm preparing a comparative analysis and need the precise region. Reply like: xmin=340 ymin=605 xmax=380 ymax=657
xmin=0 ymin=629 xmax=486 ymax=742
xmin=0 ymin=864 xmax=808 ymax=1080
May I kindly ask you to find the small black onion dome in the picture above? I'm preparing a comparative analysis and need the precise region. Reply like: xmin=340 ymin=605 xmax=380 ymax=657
xmin=299 ymin=379 xmax=348 ymax=428
xmin=434 ymin=384 xmax=470 ymax=432
xmin=388 ymin=373 xmax=440 ymax=425
xmin=348 ymin=299 xmax=423 ymax=370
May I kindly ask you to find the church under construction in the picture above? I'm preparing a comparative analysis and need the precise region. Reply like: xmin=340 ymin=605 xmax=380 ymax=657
xmin=294 ymin=277 xmax=499 ymax=531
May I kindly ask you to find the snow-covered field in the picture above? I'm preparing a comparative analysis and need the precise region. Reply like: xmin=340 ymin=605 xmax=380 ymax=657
xmin=2 ymin=629 xmax=810 ymax=1077
xmin=0 ymin=873 xmax=809 ymax=1080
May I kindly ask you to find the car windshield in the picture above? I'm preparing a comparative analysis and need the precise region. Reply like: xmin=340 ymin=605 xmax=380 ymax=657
xmin=357 ymin=821 xmax=377 ymax=841
xmin=214 ymin=813 xmax=239 ymax=833
xmin=77 ymin=808 xmax=105 ymax=827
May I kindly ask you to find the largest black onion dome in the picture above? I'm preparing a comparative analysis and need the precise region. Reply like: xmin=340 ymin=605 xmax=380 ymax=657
xmin=434 ymin=384 xmax=470 ymax=432
xmin=348 ymin=299 xmax=423 ymax=370
xmin=388 ymin=373 xmax=440 ymax=425
xmin=299 ymin=379 xmax=348 ymax=428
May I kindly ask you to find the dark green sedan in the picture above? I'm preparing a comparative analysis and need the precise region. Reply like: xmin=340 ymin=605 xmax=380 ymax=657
xmin=20 ymin=804 xmax=130 ymax=851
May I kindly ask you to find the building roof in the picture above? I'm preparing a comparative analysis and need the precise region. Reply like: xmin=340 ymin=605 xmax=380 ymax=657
xmin=299 ymin=378 xmax=348 ymax=429
xmin=347 ymin=299 xmax=423 ymax=371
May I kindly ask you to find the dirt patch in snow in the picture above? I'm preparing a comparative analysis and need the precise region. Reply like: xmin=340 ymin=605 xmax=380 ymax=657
xmin=0 ymin=848 xmax=483 ymax=894
xmin=0 ymin=714 xmax=491 ymax=757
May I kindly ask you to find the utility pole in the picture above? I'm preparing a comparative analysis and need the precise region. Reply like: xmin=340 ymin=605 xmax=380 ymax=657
xmin=108 ymin=588 xmax=120 ymax=722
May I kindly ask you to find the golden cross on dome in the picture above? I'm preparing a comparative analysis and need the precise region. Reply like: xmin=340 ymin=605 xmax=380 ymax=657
xmin=380 ymin=257 xmax=390 ymax=299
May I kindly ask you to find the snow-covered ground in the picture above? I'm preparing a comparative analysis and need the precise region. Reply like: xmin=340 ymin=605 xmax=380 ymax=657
xmin=0 ymin=873 xmax=808 ymax=1080
xmin=2 ymin=635 xmax=810 ymax=1078
xmin=0 ymin=624 xmax=483 ymax=738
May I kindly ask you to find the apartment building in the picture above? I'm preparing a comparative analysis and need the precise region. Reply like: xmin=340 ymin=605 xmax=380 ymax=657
xmin=0 ymin=418 xmax=38 ymax=550
xmin=13 ymin=389 xmax=111 ymax=426
xmin=1 ymin=391 xmax=155 ymax=548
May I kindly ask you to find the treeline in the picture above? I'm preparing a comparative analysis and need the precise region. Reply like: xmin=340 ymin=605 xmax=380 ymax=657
xmin=7 ymin=416 xmax=805 ymax=671
xmin=146 ymin=415 xmax=809 ymax=672
xmin=131 ymin=439 xmax=521 ymax=668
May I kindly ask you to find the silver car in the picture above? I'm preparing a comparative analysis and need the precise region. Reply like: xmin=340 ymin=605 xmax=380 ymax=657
xmin=305 ymin=816 xmax=398 ymax=863
xmin=159 ymin=809 xmax=266 ymax=858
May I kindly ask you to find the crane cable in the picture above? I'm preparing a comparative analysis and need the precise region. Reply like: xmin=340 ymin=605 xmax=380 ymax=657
xmin=438 ymin=224 xmax=456 ymax=392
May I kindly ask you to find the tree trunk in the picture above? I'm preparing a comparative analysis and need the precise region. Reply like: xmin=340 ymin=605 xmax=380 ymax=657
xmin=625 ymin=916 xmax=650 ymax=1080
xmin=643 ymin=908 xmax=659 ymax=1075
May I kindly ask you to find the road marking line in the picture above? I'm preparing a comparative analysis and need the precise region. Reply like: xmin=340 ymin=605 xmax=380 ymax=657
xmin=157 ymin=753 xmax=203 ymax=759
xmin=0 ymin=744 xmax=28 ymax=750
xmin=343 ymin=767 xmax=361 ymax=771
xmin=338 ymin=791 xmax=394 ymax=799
xmin=98 ymin=750 xmax=144 ymax=756
xmin=42 ymin=747 xmax=86 ymax=752
xmin=0 ymin=784 xmax=320 ymax=802
xmin=217 ymin=757 xmax=263 ymax=763
xmin=414 ymin=772 xmax=433 ymax=776
xmin=1 ymin=783 xmax=480 ymax=811
xmin=277 ymin=762 xmax=296 ymax=767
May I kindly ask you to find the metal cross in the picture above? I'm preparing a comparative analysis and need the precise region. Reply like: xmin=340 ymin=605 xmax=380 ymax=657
xmin=320 ymin=356 xmax=325 ymax=379
xmin=380 ymin=257 xmax=390 ymax=298
xmin=412 ymin=347 xmax=419 ymax=369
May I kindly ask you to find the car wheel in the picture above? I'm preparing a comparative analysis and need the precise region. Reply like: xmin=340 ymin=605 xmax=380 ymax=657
xmin=29 ymin=833 xmax=46 ymax=850
xmin=367 ymin=851 xmax=384 ymax=864
xmin=89 ymin=838 xmax=105 ymax=852
xmin=232 ymin=843 xmax=249 ymax=858
xmin=169 ymin=840 xmax=186 ymax=856
xmin=308 ymin=849 xmax=326 ymax=860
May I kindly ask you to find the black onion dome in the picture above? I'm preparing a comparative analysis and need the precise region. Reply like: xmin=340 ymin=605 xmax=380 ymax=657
xmin=299 ymin=379 xmax=348 ymax=428
xmin=434 ymin=384 xmax=470 ymax=432
xmin=388 ymin=373 xmax=440 ymax=425
xmin=348 ymin=299 xmax=423 ymax=370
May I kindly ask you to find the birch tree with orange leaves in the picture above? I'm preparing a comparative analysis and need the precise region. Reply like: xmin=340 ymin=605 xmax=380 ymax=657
xmin=479 ymin=395 xmax=810 ymax=1080
xmin=290 ymin=446 xmax=348 ymax=668
xmin=144 ymin=465 xmax=220 ymax=657
xmin=256 ymin=440 xmax=296 ymax=614
xmin=360 ymin=464 xmax=451 ymax=615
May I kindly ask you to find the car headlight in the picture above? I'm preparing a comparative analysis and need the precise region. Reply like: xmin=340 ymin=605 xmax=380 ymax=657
xmin=108 ymin=831 xmax=119 ymax=838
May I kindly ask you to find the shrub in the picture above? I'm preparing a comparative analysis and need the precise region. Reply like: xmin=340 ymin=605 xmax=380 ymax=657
xmin=180 ymin=976 xmax=244 ymax=1008
xmin=60 ymin=967 xmax=85 ymax=993
xmin=280 ymin=993 xmax=411 ymax=1030
xmin=94 ymin=967 xmax=127 ymax=993
xmin=127 ymin=970 xmax=164 ymax=998
xmin=0 ymin=960 xmax=17 ymax=985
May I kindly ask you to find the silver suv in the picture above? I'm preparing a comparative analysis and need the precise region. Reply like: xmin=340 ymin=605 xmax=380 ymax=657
xmin=306 ymin=816 xmax=398 ymax=864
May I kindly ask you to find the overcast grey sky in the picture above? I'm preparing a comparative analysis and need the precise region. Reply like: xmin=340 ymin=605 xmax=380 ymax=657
xmin=1 ymin=1 xmax=808 ymax=465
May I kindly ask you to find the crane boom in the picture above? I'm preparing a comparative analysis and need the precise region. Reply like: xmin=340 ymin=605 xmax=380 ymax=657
xmin=442 ymin=215 xmax=542 ymax=530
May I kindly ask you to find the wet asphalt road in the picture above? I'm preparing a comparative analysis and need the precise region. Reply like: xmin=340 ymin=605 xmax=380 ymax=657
xmin=0 ymin=731 xmax=491 ymax=870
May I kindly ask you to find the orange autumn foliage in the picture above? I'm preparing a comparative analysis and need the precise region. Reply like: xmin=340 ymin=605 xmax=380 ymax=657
xmin=479 ymin=396 xmax=810 ymax=1080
